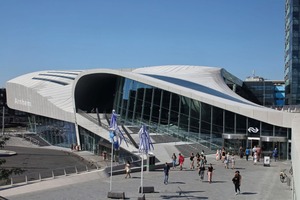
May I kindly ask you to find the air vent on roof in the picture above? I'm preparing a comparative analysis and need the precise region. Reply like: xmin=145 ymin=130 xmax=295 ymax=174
xmin=39 ymin=73 xmax=75 ymax=80
xmin=47 ymin=71 xmax=81 ymax=75
xmin=32 ymin=77 xmax=69 ymax=86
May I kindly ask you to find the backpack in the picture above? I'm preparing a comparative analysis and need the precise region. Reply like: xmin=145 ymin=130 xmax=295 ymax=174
xmin=245 ymin=149 xmax=250 ymax=155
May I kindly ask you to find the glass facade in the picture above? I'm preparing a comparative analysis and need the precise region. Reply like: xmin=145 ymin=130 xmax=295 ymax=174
xmin=78 ymin=126 xmax=139 ymax=163
xmin=243 ymin=80 xmax=285 ymax=107
xmin=112 ymin=77 xmax=290 ymax=158
xmin=28 ymin=115 xmax=77 ymax=148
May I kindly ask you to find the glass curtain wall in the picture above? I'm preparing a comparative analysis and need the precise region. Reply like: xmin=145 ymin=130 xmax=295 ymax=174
xmin=29 ymin=115 xmax=76 ymax=148
xmin=79 ymin=126 xmax=98 ymax=153
xmin=113 ymin=77 xmax=289 ymax=151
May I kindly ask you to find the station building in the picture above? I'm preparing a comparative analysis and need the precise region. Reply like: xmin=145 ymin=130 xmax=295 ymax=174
xmin=5 ymin=65 xmax=296 ymax=160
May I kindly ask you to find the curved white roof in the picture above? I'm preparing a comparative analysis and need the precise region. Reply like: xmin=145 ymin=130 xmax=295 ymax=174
xmin=6 ymin=65 xmax=294 ymax=127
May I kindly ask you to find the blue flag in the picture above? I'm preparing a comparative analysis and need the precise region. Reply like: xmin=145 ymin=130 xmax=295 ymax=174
xmin=108 ymin=110 xmax=127 ymax=149
xmin=138 ymin=125 xmax=154 ymax=154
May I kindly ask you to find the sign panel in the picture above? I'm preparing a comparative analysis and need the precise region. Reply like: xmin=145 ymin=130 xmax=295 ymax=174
xmin=248 ymin=127 xmax=259 ymax=133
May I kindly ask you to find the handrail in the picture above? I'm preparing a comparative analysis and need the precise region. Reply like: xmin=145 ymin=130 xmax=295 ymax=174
xmin=77 ymin=111 xmax=134 ymax=147
xmin=1 ymin=164 xmax=99 ymax=187
xmin=77 ymin=109 xmax=110 ymax=130
xmin=121 ymin=125 xmax=139 ymax=149
xmin=119 ymin=117 xmax=222 ymax=151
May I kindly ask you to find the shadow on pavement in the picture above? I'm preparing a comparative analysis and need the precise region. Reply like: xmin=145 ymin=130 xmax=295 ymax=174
xmin=241 ymin=192 xmax=257 ymax=195
xmin=168 ymin=181 xmax=185 ymax=184
xmin=160 ymin=194 xmax=208 ymax=199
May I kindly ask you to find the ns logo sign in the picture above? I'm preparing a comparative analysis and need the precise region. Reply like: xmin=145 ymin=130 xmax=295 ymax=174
xmin=248 ymin=127 xmax=259 ymax=133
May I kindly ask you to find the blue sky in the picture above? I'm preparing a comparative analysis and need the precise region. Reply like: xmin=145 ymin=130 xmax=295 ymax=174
xmin=0 ymin=0 xmax=284 ymax=87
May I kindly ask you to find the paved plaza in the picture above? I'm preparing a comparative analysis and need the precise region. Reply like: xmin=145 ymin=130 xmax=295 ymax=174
xmin=0 ymin=144 xmax=293 ymax=200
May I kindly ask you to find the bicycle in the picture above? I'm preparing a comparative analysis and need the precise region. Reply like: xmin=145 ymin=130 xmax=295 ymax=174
xmin=280 ymin=169 xmax=287 ymax=183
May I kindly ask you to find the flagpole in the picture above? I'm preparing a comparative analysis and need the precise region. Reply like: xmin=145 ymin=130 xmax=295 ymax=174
xmin=108 ymin=110 xmax=127 ymax=194
xmin=147 ymin=153 xmax=149 ymax=172
xmin=138 ymin=125 xmax=153 ymax=195
xmin=141 ymin=152 xmax=144 ymax=194
xmin=110 ymin=141 xmax=113 ymax=191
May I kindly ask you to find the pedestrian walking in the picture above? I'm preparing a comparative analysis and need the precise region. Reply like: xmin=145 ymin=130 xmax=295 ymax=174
xmin=231 ymin=154 xmax=235 ymax=170
xmin=178 ymin=153 xmax=185 ymax=170
xmin=239 ymin=146 xmax=244 ymax=158
xmin=201 ymin=150 xmax=205 ymax=156
xmin=190 ymin=152 xmax=195 ymax=169
xmin=171 ymin=153 xmax=177 ymax=169
xmin=216 ymin=149 xmax=220 ymax=161
xmin=224 ymin=152 xmax=230 ymax=169
xmin=196 ymin=152 xmax=201 ymax=167
xmin=256 ymin=146 xmax=261 ymax=162
xmin=221 ymin=148 xmax=226 ymax=161
xmin=198 ymin=164 xmax=205 ymax=181
xmin=245 ymin=147 xmax=250 ymax=161
xmin=163 ymin=162 xmax=170 ymax=184
xmin=207 ymin=163 xmax=214 ymax=183
xmin=224 ymin=157 xmax=229 ymax=169
xmin=273 ymin=147 xmax=278 ymax=162
xmin=252 ymin=146 xmax=257 ymax=158
xmin=232 ymin=171 xmax=242 ymax=195
xmin=253 ymin=152 xmax=257 ymax=165
xmin=125 ymin=161 xmax=131 ymax=178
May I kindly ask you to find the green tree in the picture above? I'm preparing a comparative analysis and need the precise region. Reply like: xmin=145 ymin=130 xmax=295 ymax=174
xmin=0 ymin=136 xmax=24 ymax=181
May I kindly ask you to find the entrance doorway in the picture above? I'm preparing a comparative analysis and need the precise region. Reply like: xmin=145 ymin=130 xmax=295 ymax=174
xmin=247 ymin=137 xmax=260 ymax=149
xmin=223 ymin=134 xmax=247 ymax=155
xmin=260 ymin=136 xmax=288 ymax=160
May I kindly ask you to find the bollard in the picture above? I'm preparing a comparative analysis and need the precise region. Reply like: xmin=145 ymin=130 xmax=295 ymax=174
xmin=10 ymin=177 xmax=13 ymax=186
xmin=52 ymin=171 xmax=55 ymax=179
xmin=64 ymin=169 xmax=67 ymax=176
xmin=75 ymin=166 xmax=78 ymax=174
xmin=25 ymin=175 xmax=28 ymax=184
xmin=39 ymin=173 xmax=42 ymax=181
xmin=86 ymin=165 xmax=89 ymax=172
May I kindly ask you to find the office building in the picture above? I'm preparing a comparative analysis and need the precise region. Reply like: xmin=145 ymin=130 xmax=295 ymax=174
xmin=285 ymin=0 xmax=300 ymax=105
xmin=243 ymin=76 xmax=285 ymax=108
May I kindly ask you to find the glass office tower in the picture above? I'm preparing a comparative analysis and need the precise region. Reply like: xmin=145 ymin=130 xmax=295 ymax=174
xmin=285 ymin=0 xmax=300 ymax=105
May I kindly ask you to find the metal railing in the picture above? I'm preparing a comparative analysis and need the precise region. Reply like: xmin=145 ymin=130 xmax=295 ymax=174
xmin=0 ymin=164 xmax=99 ymax=188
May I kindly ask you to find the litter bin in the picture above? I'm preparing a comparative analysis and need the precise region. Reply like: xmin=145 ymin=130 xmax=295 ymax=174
xmin=263 ymin=156 xmax=270 ymax=167
xmin=148 ymin=155 xmax=155 ymax=171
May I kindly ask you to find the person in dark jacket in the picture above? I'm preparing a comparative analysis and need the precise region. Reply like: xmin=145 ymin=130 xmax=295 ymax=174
xmin=232 ymin=171 xmax=242 ymax=195
xmin=163 ymin=162 xmax=170 ymax=184
xmin=198 ymin=164 xmax=205 ymax=181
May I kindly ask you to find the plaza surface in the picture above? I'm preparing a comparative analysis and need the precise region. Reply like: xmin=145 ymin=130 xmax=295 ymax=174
xmin=0 ymin=138 xmax=293 ymax=200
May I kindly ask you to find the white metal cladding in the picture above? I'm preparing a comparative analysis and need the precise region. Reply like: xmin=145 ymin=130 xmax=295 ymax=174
xmin=74 ymin=65 xmax=294 ymax=128
xmin=6 ymin=65 xmax=295 ymax=128
xmin=6 ymin=70 xmax=79 ymax=122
